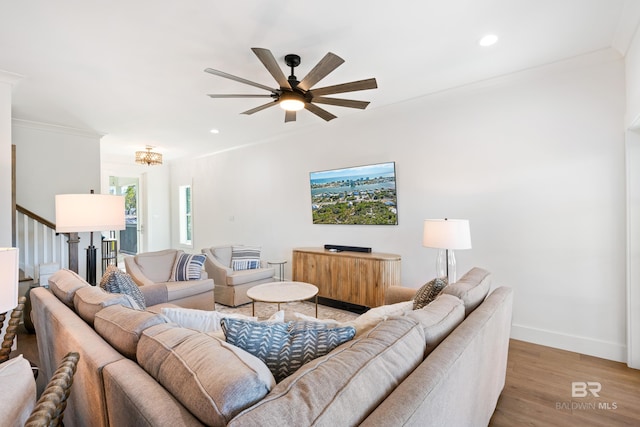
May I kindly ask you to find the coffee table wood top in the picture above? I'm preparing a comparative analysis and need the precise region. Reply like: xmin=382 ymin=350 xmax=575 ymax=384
xmin=247 ymin=281 xmax=318 ymax=303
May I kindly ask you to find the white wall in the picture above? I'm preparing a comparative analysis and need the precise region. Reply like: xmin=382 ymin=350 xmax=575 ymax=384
xmin=13 ymin=119 xmax=102 ymax=277
xmin=625 ymin=24 xmax=640 ymax=368
xmin=0 ymin=71 xmax=21 ymax=246
xmin=171 ymin=49 xmax=626 ymax=362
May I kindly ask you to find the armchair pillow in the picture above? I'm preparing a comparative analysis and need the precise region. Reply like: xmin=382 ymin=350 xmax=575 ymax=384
xmin=171 ymin=253 xmax=206 ymax=281
xmin=231 ymin=246 xmax=261 ymax=271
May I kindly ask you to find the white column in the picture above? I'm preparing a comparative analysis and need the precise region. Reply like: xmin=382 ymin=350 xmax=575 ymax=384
xmin=0 ymin=70 xmax=23 ymax=247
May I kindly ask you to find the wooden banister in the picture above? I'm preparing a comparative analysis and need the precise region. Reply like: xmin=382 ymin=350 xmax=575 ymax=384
xmin=16 ymin=204 xmax=78 ymax=274
xmin=16 ymin=205 xmax=56 ymax=230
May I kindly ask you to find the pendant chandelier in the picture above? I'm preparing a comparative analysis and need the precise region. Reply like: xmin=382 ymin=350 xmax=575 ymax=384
xmin=135 ymin=146 xmax=163 ymax=166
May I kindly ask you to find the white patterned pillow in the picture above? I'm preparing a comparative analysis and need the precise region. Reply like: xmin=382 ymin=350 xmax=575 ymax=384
xmin=160 ymin=308 xmax=285 ymax=332
xmin=221 ymin=318 xmax=356 ymax=382
xmin=100 ymin=265 xmax=146 ymax=309
xmin=231 ymin=246 xmax=261 ymax=271
xmin=171 ymin=253 xmax=206 ymax=281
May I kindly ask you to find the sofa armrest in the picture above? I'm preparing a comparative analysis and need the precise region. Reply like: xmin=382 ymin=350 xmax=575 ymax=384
xmin=124 ymin=256 xmax=155 ymax=287
xmin=203 ymin=253 xmax=232 ymax=286
xmin=138 ymin=283 xmax=169 ymax=306
xmin=385 ymin=286 xmax=417 ymax=305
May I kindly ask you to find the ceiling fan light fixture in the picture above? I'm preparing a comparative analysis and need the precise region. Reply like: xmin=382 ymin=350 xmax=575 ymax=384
xmin=280 ymin=99 xmax=305 ymax=111
xmin=135 ymin=146 xmax=163 ymax=166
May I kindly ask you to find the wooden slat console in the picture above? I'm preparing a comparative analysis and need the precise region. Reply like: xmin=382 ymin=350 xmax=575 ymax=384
xmin=292 ymin=247 xmax=401 ymax=308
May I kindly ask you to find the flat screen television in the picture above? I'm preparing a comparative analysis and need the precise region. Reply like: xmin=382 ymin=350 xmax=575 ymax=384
xmin=309 ymin=161 xmax=398 ymax=225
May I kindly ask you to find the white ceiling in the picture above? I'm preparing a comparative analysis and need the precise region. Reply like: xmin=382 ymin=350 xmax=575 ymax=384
xmin=1 ymin=0 xmax=639 ymax=163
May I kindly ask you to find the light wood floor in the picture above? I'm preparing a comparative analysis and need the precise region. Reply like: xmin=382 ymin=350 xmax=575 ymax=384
xmin=490 ymin=339 xmax=640 ymax=426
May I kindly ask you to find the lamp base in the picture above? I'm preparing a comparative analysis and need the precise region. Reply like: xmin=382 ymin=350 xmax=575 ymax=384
xmin=86 ymin=245 xmax=97 ymax=286
xmin=435 ymin=249 xmax=458 ymax=283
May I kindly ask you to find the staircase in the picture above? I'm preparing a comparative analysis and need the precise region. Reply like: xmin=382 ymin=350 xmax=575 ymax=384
xmin=15 ymin=205 xmax=69 ymax=285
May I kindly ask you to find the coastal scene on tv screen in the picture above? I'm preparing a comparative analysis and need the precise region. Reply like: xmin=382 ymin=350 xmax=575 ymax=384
xmin=310 ymin=162 xmax=398 ymax=225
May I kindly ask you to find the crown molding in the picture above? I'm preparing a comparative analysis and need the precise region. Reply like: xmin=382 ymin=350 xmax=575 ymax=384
xmin=12 ymin=118 xmax=104 ymax=139
xmin=0 ymin=70 xmax=23 ymax=86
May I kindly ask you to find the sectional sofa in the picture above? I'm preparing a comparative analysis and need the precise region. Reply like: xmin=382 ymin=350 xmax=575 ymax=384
xmin=30 ymin=267 xmax=512 ymax=426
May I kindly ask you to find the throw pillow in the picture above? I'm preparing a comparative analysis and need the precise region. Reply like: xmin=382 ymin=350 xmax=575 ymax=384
xmin=221 ymin=318 xmax=356 ymax=383
xmin=100 ymin=265 xmax=146 ymax=309
xmin=231 ymin=246 xmax=261 ymax=271
xmin=171 ymin=253 xmax=206 ymax=281
xmin=413 ymin=277 xmax=448 ymax=310
xmin=160 ymin=308 xmax=285 ymax=333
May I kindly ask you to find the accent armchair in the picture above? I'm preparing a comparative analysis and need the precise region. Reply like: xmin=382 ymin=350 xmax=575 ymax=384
xmin=124 ymin=249 xmax=214 ymax=310
xmin=201 ymin=245 xmax=275 ymax=307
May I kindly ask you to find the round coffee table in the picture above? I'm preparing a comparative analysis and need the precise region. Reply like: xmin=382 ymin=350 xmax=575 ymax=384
xmin=246 ymin=281 xmax=319 ymax=317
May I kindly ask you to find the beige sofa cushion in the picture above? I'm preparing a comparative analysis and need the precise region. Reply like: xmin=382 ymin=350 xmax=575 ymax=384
xmin=229 ymin=317 xmax=425 ymax=427
xmin=407 ymin=293 xmax=465 ymax=356
xmin=0 ymin=355 xmax=36 ymax=426
xmin=48 ymin=269 xmax=90 ymax=307
xmin=133 ymin=249 xmax=181 ymax=283
xmin=94 ymin=304 xmax=169 ymax=360
xmin=137 ymin=323 xmax=275 ymax=426
xmin=442 ymin=267 xmax=491 ymax=316
xmin=73 ymin=286 xmax=139 ymax=326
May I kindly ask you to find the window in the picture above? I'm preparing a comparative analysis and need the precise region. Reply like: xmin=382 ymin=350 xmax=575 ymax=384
xmin=179 ymin=185 xmax=192 ymax=246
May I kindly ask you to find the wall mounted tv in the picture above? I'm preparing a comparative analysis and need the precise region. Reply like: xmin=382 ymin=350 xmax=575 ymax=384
xmin=310 ymin=161 xmax=398 ymax=225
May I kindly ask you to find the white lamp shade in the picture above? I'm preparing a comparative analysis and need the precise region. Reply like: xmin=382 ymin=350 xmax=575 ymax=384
xmin=423 ymin=219 xmax=472 ymax=250
xmin=55 ymin=194 xmax=126 ymax=233
xmin=0 ymin=248 xmax=19 ymax=313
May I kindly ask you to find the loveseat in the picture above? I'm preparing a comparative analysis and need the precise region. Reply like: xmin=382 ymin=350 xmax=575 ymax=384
xmin=31 ymin=267 xmax=513 ymax=426
xmin=201 ymin=245 xmax=275 ymax=307
xmin=124 ymin=249 xmax=214 ymax=310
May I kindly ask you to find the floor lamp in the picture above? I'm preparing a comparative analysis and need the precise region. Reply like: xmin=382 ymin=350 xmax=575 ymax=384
xmin=422 ymin=218 xmax=472 ymax=283
xmin=55 ymin=193 xmax=125 ymax=285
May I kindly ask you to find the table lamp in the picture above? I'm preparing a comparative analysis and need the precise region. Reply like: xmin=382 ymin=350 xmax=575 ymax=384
xmin=422 ymin=218 xmax=471 ymax=283
xmin=55 ymin=192 xmax=125 ymax=285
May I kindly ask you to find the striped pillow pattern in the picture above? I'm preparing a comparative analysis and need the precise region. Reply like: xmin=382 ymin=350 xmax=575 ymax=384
xmin=221 ymin=318 xmax=356 ymax=383
xmin=172 ymin=253 xmax=206 ymax=281
xmin=231 ymin=246 xmax=261 ymax=271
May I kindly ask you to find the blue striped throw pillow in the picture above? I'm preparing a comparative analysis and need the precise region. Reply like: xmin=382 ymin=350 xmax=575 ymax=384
xmin=231 ymin=246 xmax=261 ymax=271
xmin=172 ymin=253 xmax=206 ymax=281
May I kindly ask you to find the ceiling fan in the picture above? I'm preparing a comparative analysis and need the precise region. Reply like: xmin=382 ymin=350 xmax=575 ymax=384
xmin=205 ymin=47 xmax=378 ymax=122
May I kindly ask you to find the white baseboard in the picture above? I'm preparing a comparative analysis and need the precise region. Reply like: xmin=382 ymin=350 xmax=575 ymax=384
xmin=511 ymin=323 xmax=627 ymax=364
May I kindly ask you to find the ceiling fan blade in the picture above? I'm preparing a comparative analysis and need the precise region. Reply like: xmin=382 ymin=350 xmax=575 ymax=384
xmin=207 ymin=94 xmax=274 ymax=98
xmin=241 ymin=101 xmax=279 ymax=115
xmin=304 ymin=103 xmax=337 ymax=122
xmin=312 ymin=97 xmax=370 ymax=109
xmin=310 ymin=78 xmax=378 ymax=96
xmin=204 ymin=68 xmax=278 ymax=93
xmin=284 ymin=110 xmax=296 ymax=122
xmin=296 ymin=52 xmax=345 ymax=91
xmin=252 ymin=48 xmax=291 ymax=90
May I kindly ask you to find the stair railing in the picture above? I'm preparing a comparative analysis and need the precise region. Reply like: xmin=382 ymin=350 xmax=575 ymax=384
xmin=15 ymin=205 xmax=78 ymax=282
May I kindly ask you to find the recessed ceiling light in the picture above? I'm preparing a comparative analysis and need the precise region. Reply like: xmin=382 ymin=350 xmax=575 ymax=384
xmin=210 ymin=129 xmax=219 ymax=134
xmin=479 ymin=34 xmax=498 ymax=47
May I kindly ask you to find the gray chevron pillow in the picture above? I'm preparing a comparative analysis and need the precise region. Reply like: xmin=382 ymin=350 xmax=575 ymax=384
xmin=221 ymin=318 xmax=356 ymax=383
xmin=100 ymin=265 xmax=146 ymax=310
